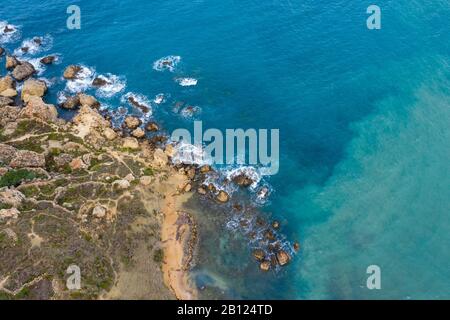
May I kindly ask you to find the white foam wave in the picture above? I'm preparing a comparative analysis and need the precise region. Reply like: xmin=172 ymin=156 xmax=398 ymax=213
xmin=180 ymin=105 xmax=201 ymax=119
xmin=176 ymin=77 xmax=198 ymax=87
xmin=121 ymin=92 xmax=152 ymax=120
xmin=0 ymin=21 xmax=20 ymax=44
xmin=13 ymin=35 xmax=53 ymax=56
xmin=170 ymin=141 xmax=211 ymax=166
xmin=64 ymin=65 xmax=95 ymax=93
xmin=153 ymin=55 xmax=181 ymax=72
xmin=95 ymin=73 xmax=126 ymax=98
xmin=154 ymin=93 xmax=166 ymax=104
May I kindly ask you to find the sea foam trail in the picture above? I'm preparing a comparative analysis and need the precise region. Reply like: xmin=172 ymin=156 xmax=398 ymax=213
xmin=176 ymin=77 xmax=198 ymax=86
xmin=0 ymin=21 xmax=20 ymax=44
xmin=153 ymin=55 xmax=181 ymax=72
xmin=13 ymin=35 xmax=53 ymax=57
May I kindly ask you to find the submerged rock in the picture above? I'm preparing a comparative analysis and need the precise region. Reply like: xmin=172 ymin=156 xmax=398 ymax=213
xmin=293 ymin=242 xmax=300 ymax=252
xmin=12 ymin=61 xmax=36 ymax=81
xmin=63 ymin=65 xmax=82 ymax=79
xmin=252 ymin=249 xmax=265 ymax=262
xmin=260 ymin=261 xmax=271 ymax=272
xmin=272 ymin=221 xmax=280 ymax=229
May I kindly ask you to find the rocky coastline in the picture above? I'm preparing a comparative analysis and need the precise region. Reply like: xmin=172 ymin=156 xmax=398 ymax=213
xmin=0 ymin=39 xmax=298 ymax=299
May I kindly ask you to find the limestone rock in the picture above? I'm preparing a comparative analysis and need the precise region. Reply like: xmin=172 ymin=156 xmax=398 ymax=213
xmin=63 ymin=65 xmax=82 ymax=79
xmin=92 ymin=205 xmax=107 ymax=218
xmin=0 ymin=144 xmax=17 ymax=165
xmin=145 ymin=121 xmax=159 ymax=132
xmin=276 ymin=251 xmax=291 ymax=266
xmin=123 ymin=137 xmax=139 ymax=150
xmin=252 ymin=249 xmax=265 ymax=262
xmin=124 ymin=116 xmax=141 ymax=130
xmin=1 ymin=88 xmax=18 ymax=97
xmin=216 ymin=190 xmax=230 ymax=203
xmin=0 ymin=188 xmax=25 ymax=208
xmin=40 ymin=56 xmax=56 ymax=65
xmin=0 ymin=208 xmax=20 ymax=220
xmin=78 ymin=93 xmax=99 ymax=108
xmin=103 ymin=127 xmax=117 ymax=141
xmin=260 ymin=261 xmax=271 ymax=272
xmin=9 ymin=150 xmax=46 ymax=168
xmin=153 ymin=148 xmax=168 ymax=167
xmin=61 ymin=95 xmax=80 ymax=110
xmin=21 ymin=78 xmax=47 ymax=102
xmin=0 ymin=75 xmax=15 ymax=92
xmin=0 ymin=96 xmax=13 ymax=107
xmin=131 ymin=128 xmax=145 ymax=139
xmin=140 ymin=176 xmax=153 ymax=186
xmin=113 ymin=179 xmax=130 ymax=190
xmin=12 ymin=61 xmax=36 ymax=81
xmin=6 ymin=56 xmax=19 ymax=70
xmin=20 ymin=96 xmax=58 ymax=122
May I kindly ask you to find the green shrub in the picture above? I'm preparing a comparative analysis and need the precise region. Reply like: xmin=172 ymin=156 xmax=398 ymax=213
xmin=0 ymin=169 xmax=39 ymax=188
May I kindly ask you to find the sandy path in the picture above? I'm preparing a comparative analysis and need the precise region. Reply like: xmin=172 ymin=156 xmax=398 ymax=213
xmin=161 ymin=173 xmax=198 ymax=300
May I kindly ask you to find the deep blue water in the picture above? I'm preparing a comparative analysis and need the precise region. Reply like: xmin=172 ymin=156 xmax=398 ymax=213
xmin=1 ymin=0 xmax=449 ymax=299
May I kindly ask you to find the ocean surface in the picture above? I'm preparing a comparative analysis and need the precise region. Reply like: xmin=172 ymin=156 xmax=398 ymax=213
xmin=1 ymin=0 xmax=449 ymax=299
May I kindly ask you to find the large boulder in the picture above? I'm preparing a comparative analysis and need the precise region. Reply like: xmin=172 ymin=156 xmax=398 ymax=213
xmin=0 ymin=89 xmax=17 ymax=98
xmin=63 ymin=65 xmax=82 ymax=79
xmin=21 ymin=78 xmax=47 ymax=102
xmin=40 ymin=56 xmax=56 ymax=65
xmin=0 ymin=96 xmax=13 ymax=107
xmin=131 ymin=128 xmax=145 ymax=139
xmin=12 ymin=61 xmax=36 ymax=81
xmin=276 ymin=251 xmax=291 ymax=266
xmin=61 ymin=95 xmax=80 ymax=110
xmin=122 ymin=137 xmax=139 ymax=150
xmin=124 ymin=116 xmax=141 ymax=130
xmin=153 ymin=148 xmax=168 ymax=167
xmin=145 ymin=121 xmax=159 ymax=132
xmin=216 ymin=190 xmax=230 ymax=203
xmin=78 ymin=93 xmax=99 ymax=108
xmin=252 ymin=249 xmax=265 ymax=262
xmin=103 ymin=127 xmax=117 ymax=141
xmin=0 ymin=188 xmax=25 ymax=208
xmin=0 ymin=76 xmax=15 ymax=93
xmin=9 ymin=150 xmax=46 ymax=168
xmin=92 ymin=77 xmax=109 ymax=87
xmin=232 ymin=174 xmax=254 ymax=187
xmin=0 ymin=208 xmax=20 ymax=221
xmin=0 ymin=144 xmax=18 ymax=165
xmin=20 ymin=96 xmax=58 ymax=122
xmin=5 ymin=56 xmax=19 ymax=70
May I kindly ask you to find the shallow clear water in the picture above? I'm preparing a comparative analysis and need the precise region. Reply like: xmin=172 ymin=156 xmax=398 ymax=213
xmin=1 ymin=0 xmax=449 ymax=299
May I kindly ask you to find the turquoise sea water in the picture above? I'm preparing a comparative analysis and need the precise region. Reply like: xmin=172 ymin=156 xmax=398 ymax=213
xmin=1 ymin=0 xmax=449 ymax=299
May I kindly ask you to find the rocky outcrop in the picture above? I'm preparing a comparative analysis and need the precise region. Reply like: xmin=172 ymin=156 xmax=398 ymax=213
xmin=6 ymin=56 xmax=19 ymax=70
xmin=276 ymin=251 xmax=290 ymax=266
xmin=103 ymin=127 xmax=117 ymax=141
xmin=145 ymin=122 xmax=159 ymax=132
xmin=40 ymin=56 xmax=56 ymax=65
xmin=252 ymin=249 xmax=265 ymax=262
xmin=232 ymin=174 xmax=254 ymax=187
xmin=78 ymin=93 xmax=99 ymax=108
xmin=260 ymin=261 xmax=271 ymax=272
xmin=0 ymin=188 xmax=25 ymax=208
xmin=122 ymin=137 xmax=139 ymax=150
xmin=20 ymin=96 xmax=58 ymax=122
xmin=63 ymin=65 xmax=82 ymax=79
xmin=12 ymin=61 xmax=36 ymax=81
xmin=0 ymin=96 xmax=14 ymax=107
xmin=131 ymin=128 xmax=145 ymax=139
xmin=92 ymin=77 xmax=109 ymax=87
xmin=0 ymin=144 xmax=18 ymax=165
xmin=216 ymin=190 xmax=230 ymax=203
xmin=124 ymin=116 xmax=141 ymax=130
xmin=61 ymin=95 xmax=80 ymax=110
xmin=0 ymin=88 xmax=17 ymax=97
xmin=21 ymin=78 xmax=47 ymax=102
xmin=10 ymin=150 xmax=46 ymax=168
xmin=153 ymin=148 xmax=168 ymax=167
xmin=112 ymin=179 xmax=130 ymax=190
xmin=0 ymin=208 xmax=20 ymax=221
xmin=0 ymin=75 xmax=15 ymax=93
xmin=92 ymin=205 xmax=107 ymax=219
